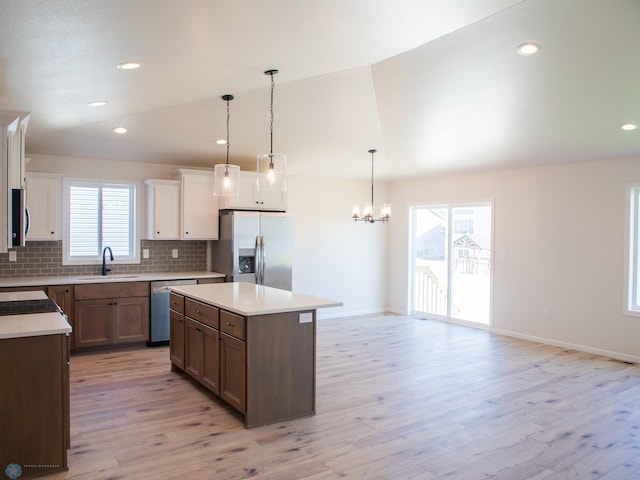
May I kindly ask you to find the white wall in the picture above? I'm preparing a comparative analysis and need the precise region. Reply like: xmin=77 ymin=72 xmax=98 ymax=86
xmin=27 ymin=154 xmax=388 ymax=319
xmin=388 ymin=156 xmax=640 ymax=361
xmin=287 ymin=175 xmax=389 ymax=318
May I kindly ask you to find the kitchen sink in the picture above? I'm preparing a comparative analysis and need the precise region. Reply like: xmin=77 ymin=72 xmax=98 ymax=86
xmin=75 ymin=275 xmax=142 ymax=281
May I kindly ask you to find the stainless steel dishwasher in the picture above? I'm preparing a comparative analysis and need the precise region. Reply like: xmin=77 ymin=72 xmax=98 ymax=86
xmin=148 ymin=279 xmax=197 ymax=346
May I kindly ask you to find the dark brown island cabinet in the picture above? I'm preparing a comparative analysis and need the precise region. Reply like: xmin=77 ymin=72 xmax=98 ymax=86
xmin=169 ymin=282 xmax=340 ymax=428
xmin=0 ymin=298 xmax=71 ymax=478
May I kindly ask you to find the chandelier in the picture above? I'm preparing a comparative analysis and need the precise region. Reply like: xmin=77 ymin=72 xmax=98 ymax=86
xmin=352 ymin=149 xmax=391 ymax=223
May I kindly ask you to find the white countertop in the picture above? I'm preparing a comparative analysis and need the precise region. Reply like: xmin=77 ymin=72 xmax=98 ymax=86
xmin=0 ymin=271 xmax=225 ymax=288
xmin=0 ymin=290 xmax=48 ymax=301
xmin=0 ymin=289 xmax=71 ymax=339
xmin=0 ymin=311 xmax=72 ymax=340
xmin=171 ymin=282 xmax=342 ymax=316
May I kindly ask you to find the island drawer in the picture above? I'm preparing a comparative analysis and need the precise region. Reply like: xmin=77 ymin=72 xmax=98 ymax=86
xmin=169 ymin=293 xmax=184 ymax=313
xmin=185 ymin=298 xmax=219 ymax=329
xmin=220 ymin=310 xmax=245 ymax=340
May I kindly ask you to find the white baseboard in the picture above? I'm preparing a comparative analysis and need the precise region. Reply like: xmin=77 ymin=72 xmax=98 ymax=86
xmin=317 ymin=308 xmax=386 ymax=320
xmin=491 ymin=327 xmax=640 ymax=364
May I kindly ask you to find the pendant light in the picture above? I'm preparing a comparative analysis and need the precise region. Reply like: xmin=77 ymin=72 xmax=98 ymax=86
xmin=352 ymin=149 xmax=391 ymax=223
xmin=213 ymin=94 xmax=240 ymax=197
xmin=257 ymin=69 xmax=286 ymax=192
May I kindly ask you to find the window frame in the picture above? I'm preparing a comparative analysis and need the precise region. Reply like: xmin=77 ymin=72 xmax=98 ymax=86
xmin=62 ymin=177 xmax=140 ymax=266
xmin=624 ymin=183 xmax=640 ymax=316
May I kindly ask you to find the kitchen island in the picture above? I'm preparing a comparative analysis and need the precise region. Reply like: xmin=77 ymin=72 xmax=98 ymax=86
xmin=169 ymin=282 xmax=341 ymax=428
xmin=0 ymin=291 xmax=72 ymax=478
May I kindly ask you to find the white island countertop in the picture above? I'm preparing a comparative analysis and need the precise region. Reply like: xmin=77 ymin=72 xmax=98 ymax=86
xmin=0 ymin=290 xmax=72 ymax=340
xmin=170 ymin=282 xmax=342 ymax=316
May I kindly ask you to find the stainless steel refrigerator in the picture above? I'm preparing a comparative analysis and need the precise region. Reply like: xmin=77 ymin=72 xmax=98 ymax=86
xmin=210 ymin=211 xmax=292 ymax=291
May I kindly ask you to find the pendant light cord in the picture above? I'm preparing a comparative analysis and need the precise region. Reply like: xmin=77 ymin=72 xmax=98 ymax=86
xmin=265 ymin=69 xmax=278 ymax=157
xmin=269 ymin=72 xmax=274 ymax=155
xmin=220 ymin=94 xmax=234 ymax=167
xmin=370 ymin=149 xmax=376 ymax=206
xmin=226 ymin=97 xmax=231 ymax=166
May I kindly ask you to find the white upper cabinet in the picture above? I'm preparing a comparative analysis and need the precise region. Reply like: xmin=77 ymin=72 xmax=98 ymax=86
xmin=25 ymin=173 xmax=62 ymax=241
xmin=145 ymin=180 xmax=181 ymax=240
xmin=0 ymin=113 xmax=21 ymax=253
xmin=218 ymin=171 xmax=287 ymax=212
xmin=9 ymin=114 xmax=29 ymax=190
xmin=176 ymin=169 xmax=219 ymax=240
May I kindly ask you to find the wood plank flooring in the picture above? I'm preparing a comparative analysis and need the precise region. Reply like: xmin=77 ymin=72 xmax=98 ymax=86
xmin=42 ymin=314 xmax=640 ymax=479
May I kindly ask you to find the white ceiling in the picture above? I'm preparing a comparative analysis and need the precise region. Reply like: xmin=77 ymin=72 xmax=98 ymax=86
xmin=1 ymin=0 xmax=638 ymax=180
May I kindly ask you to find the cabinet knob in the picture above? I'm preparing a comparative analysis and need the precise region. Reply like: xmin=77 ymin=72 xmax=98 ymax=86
xmin=226 ymin=322 xmax=234 ymax=327
xmin=51 ymin=231 xmax=55 ymax=235
xmin=196 ymin=309 xmax=202 ymax=314
xmin=157 ymin=231 xmax=160 ymax=234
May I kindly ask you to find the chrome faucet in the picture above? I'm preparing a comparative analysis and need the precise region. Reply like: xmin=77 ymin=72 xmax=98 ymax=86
xmin=102 ymin=246 xmax=114 ymax=276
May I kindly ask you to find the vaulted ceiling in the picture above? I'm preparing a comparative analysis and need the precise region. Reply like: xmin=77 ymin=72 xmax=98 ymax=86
xmin=1 ymin=0 xmax=638 ymax=180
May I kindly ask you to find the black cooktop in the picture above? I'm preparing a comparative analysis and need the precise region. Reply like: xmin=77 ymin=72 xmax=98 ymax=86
xmin=0 ymin=298 xmax=61 ymax=316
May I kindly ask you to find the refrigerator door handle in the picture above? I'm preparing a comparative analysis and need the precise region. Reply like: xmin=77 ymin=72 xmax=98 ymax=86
xmin=255 ymin=235 xmax=261 ymax=284
xmin=260 ymin=235 xmax=266 ymax=285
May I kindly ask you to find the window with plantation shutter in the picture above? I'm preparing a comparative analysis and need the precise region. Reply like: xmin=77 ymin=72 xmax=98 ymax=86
xmin=63 ymin=180 xmax=138 ymax=264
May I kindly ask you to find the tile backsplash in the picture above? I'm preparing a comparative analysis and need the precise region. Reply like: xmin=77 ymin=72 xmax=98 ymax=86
xmin=0 ymin=240 xmax=208 ymax=278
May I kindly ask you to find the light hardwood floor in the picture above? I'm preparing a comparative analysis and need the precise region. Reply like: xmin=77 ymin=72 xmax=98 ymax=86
xmin=44 ymin=314 xmax=640 ymax=479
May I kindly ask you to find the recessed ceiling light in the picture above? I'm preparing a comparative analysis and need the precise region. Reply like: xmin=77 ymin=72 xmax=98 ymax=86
xmin=116 ymin=62 xmax=142 ymax=70
xmin=216 ymin=139 xmax=227 ymax=145
xmin=621 ymin=123 xmax=638 ymax=131
xmin=516 ymin=43 xmax=541 ymax=56
xmin=113 ymin=126 xmax=128 ymax=134
xmin=88 ymin=101 xmax=107 ymax=107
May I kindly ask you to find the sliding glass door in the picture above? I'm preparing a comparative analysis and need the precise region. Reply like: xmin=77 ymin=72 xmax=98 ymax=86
xmin=411 ymin=203 xmax=492 ymax=325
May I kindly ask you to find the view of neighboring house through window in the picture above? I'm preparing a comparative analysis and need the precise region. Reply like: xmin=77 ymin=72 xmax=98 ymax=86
xmin=63 ymin=180 xmax=137 ymax=264
xmin=411 ymin=203 xmax=492 ymax=325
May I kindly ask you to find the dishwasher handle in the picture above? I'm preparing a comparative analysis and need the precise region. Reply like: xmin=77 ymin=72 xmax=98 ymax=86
xmin=151 ymin=285 xmax=172 ymax=294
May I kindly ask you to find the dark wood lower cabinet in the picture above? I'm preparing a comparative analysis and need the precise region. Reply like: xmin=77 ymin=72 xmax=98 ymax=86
xmin=220 ymin=332 xmax=246 ymax=412
xmin=184 ymin=317 xmax=222 ymax=396
xmin=169 ymin=309 xmax=185 ymax=369
xmin=48 ymin=284 xmax=75 ymax=350
xmin=202 ymin=324 xmax=221 ymax=394
xmin=170 ymin=293 xmax=316 ymax=428
xmin=74 ymin=282 xmax=149 ymax=349
xmin=0 ymin=333 xmax=69 ymax=477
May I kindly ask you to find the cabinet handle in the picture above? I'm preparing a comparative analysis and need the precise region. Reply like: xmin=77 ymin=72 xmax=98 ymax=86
xmin=226 ymin=322 xmax=234 ymax=327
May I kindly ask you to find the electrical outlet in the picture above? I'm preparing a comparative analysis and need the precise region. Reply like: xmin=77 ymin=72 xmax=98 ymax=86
xmin=8 ymin=250 xmax=17 ymax=262
xmin=172 ymin=249 xmax=178 ymax=258
xmin=543 ymin=307 xmax=550 ymax=319
xmin=143 ymin=249 xmax=149 ymax=259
